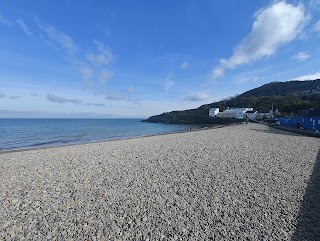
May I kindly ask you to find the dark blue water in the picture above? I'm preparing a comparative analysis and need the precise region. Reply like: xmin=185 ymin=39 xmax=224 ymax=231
xmin=0 ymin=119 xmax=199 ymax=151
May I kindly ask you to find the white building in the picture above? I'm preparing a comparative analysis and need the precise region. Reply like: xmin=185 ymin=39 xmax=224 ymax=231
xmin=255 ymin=110 xmax=273 ymax=120
xmin=244 ymin=110 xmax=257 ymax=120
xmin=235 ymin=108 xmax=253 ymax=119
xmin=216 ymin=111 xmax=236 ymax=118
xmin=217 ymin=107 xmax=253 ymax=119
xmin=209 ymin=108 xmax=220 ymax=117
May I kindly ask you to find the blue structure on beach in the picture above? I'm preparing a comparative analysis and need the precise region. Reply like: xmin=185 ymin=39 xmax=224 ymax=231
xmin=274 ymin=116 xmax=320 ymax=132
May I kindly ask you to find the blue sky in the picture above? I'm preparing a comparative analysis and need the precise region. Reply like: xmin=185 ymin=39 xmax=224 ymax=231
xmin=1 ymin=0 xmax=320 ymax=118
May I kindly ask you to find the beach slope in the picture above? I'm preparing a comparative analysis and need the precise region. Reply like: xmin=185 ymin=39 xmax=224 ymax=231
xmin=0 ymin=123 xmax=319 ymax=240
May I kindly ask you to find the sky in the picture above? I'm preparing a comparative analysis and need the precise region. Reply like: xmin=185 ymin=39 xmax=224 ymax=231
xmin=0 ymin=0 xmax=320 ymax=118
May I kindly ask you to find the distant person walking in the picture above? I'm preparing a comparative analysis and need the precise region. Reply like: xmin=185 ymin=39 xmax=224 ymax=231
xmin=245 ymin=116 xmax=249 ymax=125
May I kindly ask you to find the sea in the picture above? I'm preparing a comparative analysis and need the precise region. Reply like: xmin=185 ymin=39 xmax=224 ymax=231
xmin=0 ymin=119 xmax=199 ymax=152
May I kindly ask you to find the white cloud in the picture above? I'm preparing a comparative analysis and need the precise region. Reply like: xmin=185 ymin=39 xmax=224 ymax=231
xmin=37 ymin=23 xmax=114 ymax=88
xmin=180 ymin=61 xmax=190 ymax=70
xmin=314 ymin=20 xmax=320 ymax=32
xmin=81 ymin=40 xmax=113 ymax=88
xmin=86 ymin=40 xmax=113 ymax=66
xmin=292 ymin=51 xmax=310 ymax=61
xmin=293 ymin=72 xmax=320 ymax=81
xmin=38 ymin=23 xmax=78 ymax=55
xmin=16 ymin=19 xmax=32 ymax=36
xmin=182 ymin=91 xmax=210 ymax=101
xmin=211 ymin=66 xmax=224 ymax=78
xmin=98 ymin=69 xmax=112 ymax=84
xmin=212 ymin=2 xmax=308 ymax=78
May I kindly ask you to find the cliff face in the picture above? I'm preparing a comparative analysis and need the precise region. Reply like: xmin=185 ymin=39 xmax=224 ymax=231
xmin=143 ymin=79 xmax=320 ymax=124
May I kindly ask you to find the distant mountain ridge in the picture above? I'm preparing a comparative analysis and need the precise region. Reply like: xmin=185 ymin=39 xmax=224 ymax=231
xmin=143 ymin=79 xmax=320 ymax=124
xmin=239 ymin=79 xmax=320 ymax=98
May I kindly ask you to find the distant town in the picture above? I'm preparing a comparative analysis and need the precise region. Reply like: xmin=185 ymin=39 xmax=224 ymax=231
xmin=209 ymin=107 xmax=320 ymax=133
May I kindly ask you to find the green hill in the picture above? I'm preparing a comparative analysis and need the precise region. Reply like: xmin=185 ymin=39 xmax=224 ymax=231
xmin=143 ymin=79 xmax=320 ymax=124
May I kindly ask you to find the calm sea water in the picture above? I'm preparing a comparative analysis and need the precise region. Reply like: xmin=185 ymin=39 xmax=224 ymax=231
xmin=0 ymin=119 xmax=199 ymax=151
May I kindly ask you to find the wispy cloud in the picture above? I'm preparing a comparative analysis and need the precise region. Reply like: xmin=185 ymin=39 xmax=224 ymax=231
xmin=314 ymin=20 xmax=320 ymax=32
xmin=3 ymin=16 xmax=114 ymax=92
xmin=16 ymin=19 xmax=32 ymax=36
xmin=292 ymin=51 xmax=310 ymax=61
xmin=80 ymin=66 xmax=93 ymax=79
xmin=86 ymin=40 xmax=113 ymax=66
xmin=127 ymin=87 xmax=136 ymax=93
xmin=0 ymin=14 xmax=12 ymax=26
xmin=46 ymin=93 xmax=82 ymax=104
xmin=164 ymin=80 xmax=175 ymax=91
xmin=37 ymin=21 xmax=114 ymax=89
xmin=180 ymin=61 xmax=190 ymax=70
xmin=293 ymin=72 xmax=320 ymax=81
xmin=0 ymin=109 xmax=113 ymax=118
xmin=163 ymin=74 xmax=175 ymax=91
xmin=86 ymin=102 xmax=107 ymax=107
xmin=46 ymin=93 xmax=108 ymax=106
xmin=9 ymin=96 xmax=21 ymax=99
xmin=0 ymin=93 xmax=6 ymax=98
xmin=76 ymin=41 xmax=113 ymax=88
xmin=0 ymin=15 xmax=32 ymax=36
xmin=38 ymin=22 xmax=78 ymax=55
xmin=182 ymin=91 xmax=210 ymax=101
xmin=211 ymin=2 xmax=308 ymax=79
xmin=105 ymin=92 xmax=124 ymax=101
xmin=98 ymin=69 xmax=112 ymax=84
xmin=211 ymin=66 xmax=224 ymax=79
xmin=126 ymin=98 xmax=142 ymax=105
xmin=308 ymin=0 xmax=320 ymax=11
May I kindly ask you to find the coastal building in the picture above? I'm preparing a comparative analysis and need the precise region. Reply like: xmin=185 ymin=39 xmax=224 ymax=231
xmin=244 ymin=110 xmax=257 ymax=120
xmin=216 ymin=107 xmax=254 ymax=119
xmin=216 ymin=111 xmax=236 ymax=118
xmin=256 ymin=110 xmax=273 ymax=120
xmin=209 ymin=108 xmax=220 ymax=117
xmin=235 ymin=108 xmax=253 ymax=119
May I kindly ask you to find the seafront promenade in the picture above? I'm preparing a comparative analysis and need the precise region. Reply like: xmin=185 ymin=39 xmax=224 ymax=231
xmin=0 ymin=123 xmax=319 ymax=240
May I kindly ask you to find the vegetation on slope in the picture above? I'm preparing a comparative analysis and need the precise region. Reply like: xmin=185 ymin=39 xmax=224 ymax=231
xmin=143 ymin=79 xmax=320 ymax=124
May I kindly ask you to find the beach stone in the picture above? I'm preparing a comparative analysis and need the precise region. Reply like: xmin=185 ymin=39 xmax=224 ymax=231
xmin=0 ymin=123 xmax=319 ymax=240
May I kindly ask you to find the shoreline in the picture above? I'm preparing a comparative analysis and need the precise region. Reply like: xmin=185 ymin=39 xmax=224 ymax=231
xmin=0 ymin=123 xmax=230 ymax=154
xmin=1 ymin=123 xmax=318 ymax=239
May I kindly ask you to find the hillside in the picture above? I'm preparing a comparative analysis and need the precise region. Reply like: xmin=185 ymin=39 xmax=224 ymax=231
xmin=239 ymin=79 xmax=320 ymax=97
xmin=143 ymin=79 xmax=320 ymax=124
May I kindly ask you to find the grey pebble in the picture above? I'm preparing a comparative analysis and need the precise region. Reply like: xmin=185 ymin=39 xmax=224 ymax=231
xmin=0 ymin=123 xmax=319 ymax=240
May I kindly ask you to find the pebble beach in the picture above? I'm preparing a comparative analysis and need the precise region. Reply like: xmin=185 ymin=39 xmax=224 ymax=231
xmin=0 ymin=123 xmax=319 ymax=240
